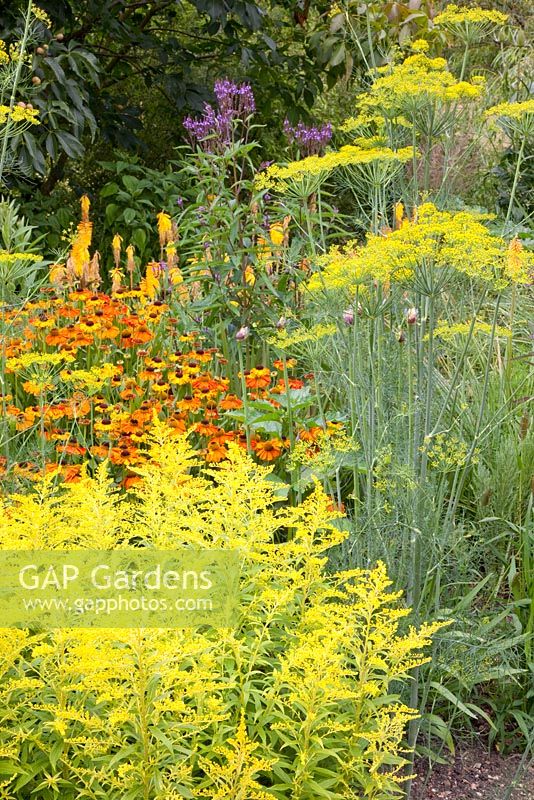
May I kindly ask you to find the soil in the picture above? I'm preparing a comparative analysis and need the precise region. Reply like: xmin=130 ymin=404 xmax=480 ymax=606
xmin=411 ymin=747 xmax=534 ymax=800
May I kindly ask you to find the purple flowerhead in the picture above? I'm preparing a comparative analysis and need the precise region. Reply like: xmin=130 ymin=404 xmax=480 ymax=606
xmin=183 ymin=79 xmax=256 ymax=152
xmin=283 ymin=119 xmax=333 ymax=156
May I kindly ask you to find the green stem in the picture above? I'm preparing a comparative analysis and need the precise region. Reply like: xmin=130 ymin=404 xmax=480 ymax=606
xmin=237 ymin=342 xmax=252 ymax=455
xmin=0 ymin=1 xmax=34 ymax=186
xmin=412 ymin=123 xmax=419 ymax=206
xmin=459 ymin=40 xmax=470 ymax=82
xmin=505 ymin=137 xmax=526 ymax=232
xmin=447 ymin=295 xmax=502 ymax=523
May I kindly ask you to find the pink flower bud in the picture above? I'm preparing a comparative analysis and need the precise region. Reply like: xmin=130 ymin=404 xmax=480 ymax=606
xmin=236 ymin=326 xmax=250 ymax=341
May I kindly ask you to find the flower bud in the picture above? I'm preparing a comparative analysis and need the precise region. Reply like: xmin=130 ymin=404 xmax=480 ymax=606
xmin=236 ymin=326 xmax=249 ymax=341
xmin=406 ymin=307 xmax=418 ymax=324
xmin=343 ymin=308 xmax=354 ymax=325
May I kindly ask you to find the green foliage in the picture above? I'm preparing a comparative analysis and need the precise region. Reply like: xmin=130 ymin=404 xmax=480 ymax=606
xmin=98 ymin=157 xmax=185 ymax=265
xmin=0 ymin=196 xmax=46 ymax=299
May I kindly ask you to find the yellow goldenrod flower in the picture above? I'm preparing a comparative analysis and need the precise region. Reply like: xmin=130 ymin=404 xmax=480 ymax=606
xmin=0 ymin=251 xmax=41 ymax=263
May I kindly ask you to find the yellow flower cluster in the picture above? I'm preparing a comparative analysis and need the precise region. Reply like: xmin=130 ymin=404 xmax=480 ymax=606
xmin=431 ymin=320 xmax=512 ymax=342
xmin=357 ymin=54 xmax=484 ymax=119
xmin=433 ymin=4 xmax=508 ymax=29
xmin=0 ymin=105 xmax=40 ymax=125
xmin=268 ymin=322 xmax=337 ymax=348
xmin=255 ymin=145 xmax=414 ymax=192
xmin=340 ymin=112 xmax=387 ymax=133
xmin=485 ymin=100 xmax=534 ymax=120
xmin=410 ymin=38 xmax=430 ymax=53
xmin=0 ymin=40 xmax=8 ymax=66
xmin=0 ymin=250 xmax=42 ymax=263
xmin=0 ymin=421 xmax=447 ymax=799
xmin=421 ymin=434 xmax=477 ymax=472
xmin=6 ymin=352 xmax=75 ymax=372
xmin=32 ymin=6 xmax=52 ymax=26
xmin=288 ymin=428 xmax=359 ymax=478
xmin=485 ymin=100 xmax=534 ymax=137
xmin=59 ymin=363 xmax=123 ymax=391
xmin=309 ymin=203 xmax=533 ymax=293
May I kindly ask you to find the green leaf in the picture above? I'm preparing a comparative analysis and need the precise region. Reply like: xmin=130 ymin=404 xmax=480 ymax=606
xmin=329 ymin=44 xmax=346 ymax=67
xmin=56 ymin=130 xmax=84 ymax=158
xmin=132 ymin=228 xmax=147 ymax=251
xmin=122 ymin=175 xmax=140 ymax=193
xmin=100 ymin=182 xmax=119 ymax=198
xmin=105 ymin=203 xmax=120 ymax=225
xmin=123 ymin=208 xmax=136 ymax=225
xmin=0 ymin=761 xmax=21 ymax=777
xmin=430 ymin=682 xmax=478 ymax=719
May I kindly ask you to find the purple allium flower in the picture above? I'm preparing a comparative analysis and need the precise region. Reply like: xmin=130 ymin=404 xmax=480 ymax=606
xmin=343 ymin=308 xmax=355 ymax=326
xmin=284 ymin=119 xmax=333 ymax=156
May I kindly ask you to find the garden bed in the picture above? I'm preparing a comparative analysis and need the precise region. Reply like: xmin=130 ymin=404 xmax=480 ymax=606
xmin=413 ymin=748 xmax=534 ymax=800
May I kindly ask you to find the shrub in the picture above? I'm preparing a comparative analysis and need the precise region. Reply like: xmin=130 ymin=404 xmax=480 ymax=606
xmin=0 ymin=421 xmax=446 ymax=799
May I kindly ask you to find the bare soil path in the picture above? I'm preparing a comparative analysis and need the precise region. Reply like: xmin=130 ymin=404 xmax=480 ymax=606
xmin=412 ymin=747 xmax=534 ymax=800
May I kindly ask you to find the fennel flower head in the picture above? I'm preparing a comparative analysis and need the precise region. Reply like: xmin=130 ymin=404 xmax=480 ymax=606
xmin=358 ymin=53 xmax=485 ymax=120
xmin=433 ymin=4 xmax=508 ymax=43
xmin=485 ymin=100 xmax=534 ymax=139
xmin=0 ymin=104 xmax=39 ymax=126
xmin=255 ymin=143 xmax=413 ymax=194
xmin=308 ymin=203 xmax=533 ymax=294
